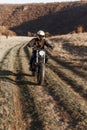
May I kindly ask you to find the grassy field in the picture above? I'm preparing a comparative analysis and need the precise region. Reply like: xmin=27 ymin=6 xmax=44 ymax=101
xmin=0 ymin=33 xmax=87 ymax=130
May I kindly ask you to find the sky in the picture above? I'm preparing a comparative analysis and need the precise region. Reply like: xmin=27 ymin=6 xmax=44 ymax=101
xmin=0 ymin=0 xmax=79 ymax=4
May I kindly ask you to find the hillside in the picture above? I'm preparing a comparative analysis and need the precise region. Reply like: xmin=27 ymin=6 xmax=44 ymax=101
xmin=0 ymin=1 xmax=87 ymax=35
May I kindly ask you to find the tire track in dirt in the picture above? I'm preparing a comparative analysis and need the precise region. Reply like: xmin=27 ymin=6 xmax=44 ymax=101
xmin=0 ymin=44 xmax=20 ymax=69
xmin=45 ymin=67 xmax=87 ymax=129
xmin=47 ymin=50 xmax=87 ymax=80
xmin=0 ymin=43 xmax=26 ymax=130
xmin=11 ymin=43 xmax=28 ymax=130
xmin=15 ymin=44 xmax=70 ymax=130
xmin=14 ymin=44 xmax=44 ymax=130
xmin=47 ymin=60 xmax=87 ymax=100
xmin=47 ymin=50 xmax=87 ymax=98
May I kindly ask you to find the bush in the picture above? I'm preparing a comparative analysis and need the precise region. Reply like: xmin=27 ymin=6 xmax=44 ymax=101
xmin=76 ymin=25 xmax=84 ymax=33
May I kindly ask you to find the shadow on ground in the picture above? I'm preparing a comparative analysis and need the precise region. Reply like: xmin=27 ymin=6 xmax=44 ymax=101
xmin=0 ymin=70 xmax=36 ymax=85
xmin=63 ymin=42 xmax=87 ymax=57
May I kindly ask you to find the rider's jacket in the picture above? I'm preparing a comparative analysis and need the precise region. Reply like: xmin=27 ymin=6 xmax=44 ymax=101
xmin=27 ymin=37 xmax=53 ymax=53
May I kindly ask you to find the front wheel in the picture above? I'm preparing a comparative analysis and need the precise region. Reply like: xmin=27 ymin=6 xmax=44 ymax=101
xmin=37 ymin=63 xmax=45 ymax=85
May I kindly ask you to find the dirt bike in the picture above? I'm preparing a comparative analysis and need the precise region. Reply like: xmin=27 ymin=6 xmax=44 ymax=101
xmin=31 ymin=47 xmax=46 ymax=85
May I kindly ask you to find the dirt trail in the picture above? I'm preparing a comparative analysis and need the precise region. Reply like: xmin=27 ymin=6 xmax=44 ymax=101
xmin=15 ymin=43 xmax=70 ymax=130
xmin=0 ymin=38 xmax=28 ymax=129
xmin=0 ymin=36 xmax=87 ymax=130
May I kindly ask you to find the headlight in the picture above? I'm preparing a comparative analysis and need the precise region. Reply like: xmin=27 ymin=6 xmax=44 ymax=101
xmin=39 ymin=50 xmax=45 ymax=56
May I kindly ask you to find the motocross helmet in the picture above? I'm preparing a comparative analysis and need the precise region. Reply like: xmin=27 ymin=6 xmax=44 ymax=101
xmin=37 ymin=30 xmax=45 ymax=40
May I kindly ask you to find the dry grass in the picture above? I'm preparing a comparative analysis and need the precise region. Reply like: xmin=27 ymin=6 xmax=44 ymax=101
xmin=0 ymin=26 xmax=16 ymax=37
xmin=0 ymin=33 xmax=87 ymax=129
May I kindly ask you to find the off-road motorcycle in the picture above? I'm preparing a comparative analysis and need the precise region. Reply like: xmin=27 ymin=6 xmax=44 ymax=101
xmin=31 ymin=47 xmax=46 ymax=85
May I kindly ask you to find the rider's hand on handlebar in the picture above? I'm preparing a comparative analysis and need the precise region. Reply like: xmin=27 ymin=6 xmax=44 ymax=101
xmin=32 ymin=45 xmax=37 ymax=50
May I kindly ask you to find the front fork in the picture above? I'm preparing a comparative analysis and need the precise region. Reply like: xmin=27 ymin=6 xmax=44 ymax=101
xmin=36 ymin=50 xmax=39 ymax=64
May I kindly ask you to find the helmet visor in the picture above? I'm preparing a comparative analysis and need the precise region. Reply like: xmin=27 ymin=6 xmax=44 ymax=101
xmin=38 ymin=35 xmax=45 ymax=39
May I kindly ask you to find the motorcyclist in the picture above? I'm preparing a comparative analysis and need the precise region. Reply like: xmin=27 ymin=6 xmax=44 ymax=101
xmin=27 ymin=30 xmax=53 ymax=70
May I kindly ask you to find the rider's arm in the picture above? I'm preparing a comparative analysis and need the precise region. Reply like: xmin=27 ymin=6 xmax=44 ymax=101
xmin=27 ymin=38 xmax=36 ymax=47
xmin=45 ymin=39 xmax=53 ymax=49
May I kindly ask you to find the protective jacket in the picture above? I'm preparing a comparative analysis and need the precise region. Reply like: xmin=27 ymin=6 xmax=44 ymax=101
xmin=27 ymin=37 xmax=53 ymax=52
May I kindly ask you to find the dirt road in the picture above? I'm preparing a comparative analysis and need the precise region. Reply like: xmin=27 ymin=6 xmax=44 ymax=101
xmin=0 ymin=35 xmax=87 ymax=130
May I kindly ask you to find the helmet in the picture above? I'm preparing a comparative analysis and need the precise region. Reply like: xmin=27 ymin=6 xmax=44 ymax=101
xmin=37 ymin=30 xmax=45 ymax=36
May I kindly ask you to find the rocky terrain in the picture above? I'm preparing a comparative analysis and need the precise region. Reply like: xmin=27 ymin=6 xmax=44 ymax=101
xmin=0 ymin=33 xmax=87 ymax=130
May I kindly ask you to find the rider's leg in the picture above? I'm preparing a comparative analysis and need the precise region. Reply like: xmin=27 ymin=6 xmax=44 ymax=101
xmin=29 ymin=52 xmax=36 ymax=70
xmin=29 ymin=54 xmax=34 ymax=70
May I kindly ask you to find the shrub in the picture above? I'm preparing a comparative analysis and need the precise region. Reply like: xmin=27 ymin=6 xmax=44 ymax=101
xmin=76 ymin=25 xmax=84 ymax=33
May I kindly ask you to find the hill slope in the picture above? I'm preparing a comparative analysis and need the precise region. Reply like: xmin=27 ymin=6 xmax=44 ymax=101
xmin=0 ymin=1 xmax=87 ymax=35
